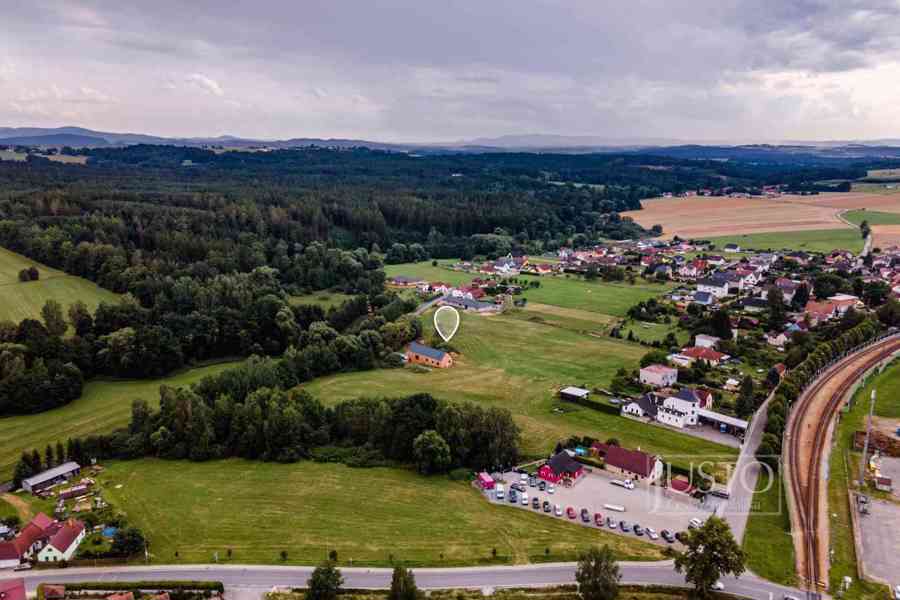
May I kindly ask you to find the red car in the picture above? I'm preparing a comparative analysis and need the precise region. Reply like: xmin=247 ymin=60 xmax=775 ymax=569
xmin=566 ymin=506 xmax=576 ymax=519
xmin=594 ymin=512 xmax=604 ymax=526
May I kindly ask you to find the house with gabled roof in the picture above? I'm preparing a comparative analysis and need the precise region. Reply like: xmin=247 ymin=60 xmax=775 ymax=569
xmin=538 ymin=451 xmax=584 ymax=484
xmin=406 ymin=341 xmax=453 ymax=368
xmin=591 ymin=443 xmax=663 ymax=482
xmin=37 ymin=519 xmax=86 ymax=563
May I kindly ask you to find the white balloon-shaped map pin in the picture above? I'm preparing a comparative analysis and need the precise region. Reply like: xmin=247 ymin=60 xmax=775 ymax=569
xmin=433 ymin=306 xmax=460 ymax=342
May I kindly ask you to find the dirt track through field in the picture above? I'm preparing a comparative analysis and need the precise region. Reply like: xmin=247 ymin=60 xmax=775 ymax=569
xmin=1 ymin=492 xmax=33 ymax=521
xmin=624 ymin=192 xmax=900 ymax=238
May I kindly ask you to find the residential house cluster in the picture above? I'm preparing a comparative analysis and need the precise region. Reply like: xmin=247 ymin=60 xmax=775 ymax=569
xmin=0 ymin=513 xmax=86 ymax=568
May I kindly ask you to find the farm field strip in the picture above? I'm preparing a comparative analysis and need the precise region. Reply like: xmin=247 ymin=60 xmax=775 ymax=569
xmin=705 ymin=229 xmax=864 ymax=254
xmin=0 ymin=246 xmax=119 ymax=323
xmin=624 ymin=192 xmax=900 ymax=241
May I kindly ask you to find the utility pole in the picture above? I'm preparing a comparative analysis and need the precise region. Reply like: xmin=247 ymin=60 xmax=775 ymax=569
xmin=858 ymin=390 xmax=876 ymax=486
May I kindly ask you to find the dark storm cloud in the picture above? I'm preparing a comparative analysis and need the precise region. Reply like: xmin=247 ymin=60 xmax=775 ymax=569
xmin=1 ymin=0 xmax=899 ymax=140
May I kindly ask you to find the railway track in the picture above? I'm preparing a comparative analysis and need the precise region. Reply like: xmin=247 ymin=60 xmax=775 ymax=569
xmin=786 ymin=335 xmax=900 ymax=592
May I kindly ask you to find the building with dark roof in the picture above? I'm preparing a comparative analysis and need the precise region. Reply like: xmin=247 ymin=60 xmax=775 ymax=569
xmin=537 ymin=451 xmax=585 ymax=484
xmin=21 ymin=461 xmax=81 ymax=494
xmin=406 ymin=341 xmax=453 ymax=368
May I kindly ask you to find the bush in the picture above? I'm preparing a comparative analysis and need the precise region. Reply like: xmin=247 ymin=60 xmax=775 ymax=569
xmin=448 ymin=467 xmax=471 ymax=481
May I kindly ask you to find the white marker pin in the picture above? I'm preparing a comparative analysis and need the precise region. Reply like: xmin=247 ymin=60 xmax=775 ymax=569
xmin=433 ymin=306 xmax=460 ymax=342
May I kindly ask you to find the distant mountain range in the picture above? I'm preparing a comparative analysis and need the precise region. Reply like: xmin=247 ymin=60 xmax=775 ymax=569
xmin=3 ymin=126 xmax=900 ymax=158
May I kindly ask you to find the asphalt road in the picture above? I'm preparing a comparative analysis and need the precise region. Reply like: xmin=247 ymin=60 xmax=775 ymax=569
xmin=5 ymin=562 xmax=800 ymax=600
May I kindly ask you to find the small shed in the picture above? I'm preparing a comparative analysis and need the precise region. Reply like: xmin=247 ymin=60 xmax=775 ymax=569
xmin=559 ymin=386 xmax=591 ymax=402
xmin=476 ymin=472 xmax=495 ymax=490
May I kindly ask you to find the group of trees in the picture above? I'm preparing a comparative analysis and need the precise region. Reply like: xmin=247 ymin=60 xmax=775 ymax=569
xmin=17 ymin=266 xmax=39 ymax=281
xmin=757 ymin=317 xmax=882 ymax=469
xmin=14 ymin=384 xmax=520 ymax=483
xmin=0 ymin=285 xmax=419 ymax=416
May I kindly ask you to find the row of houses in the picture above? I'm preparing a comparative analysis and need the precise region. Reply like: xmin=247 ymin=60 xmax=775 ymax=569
xmin=536 ymin=444 xmax=664 ymax=485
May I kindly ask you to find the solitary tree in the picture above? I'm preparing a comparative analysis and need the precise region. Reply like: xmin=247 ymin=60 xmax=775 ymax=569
xmin=307 ymin=561 xmax=344 ymax=600
xmin=41 ymin=299 xmax=68 ymax=337
xmin=672 ymin=516 xmax=745 ymax=598
xmin=388 ymin=565 xmax=419 ymax=600
xmin=575 ymin=545 xmax=621 ymax=600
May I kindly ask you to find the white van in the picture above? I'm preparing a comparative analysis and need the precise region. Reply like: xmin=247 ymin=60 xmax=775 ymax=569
xmin=611 ymin=479 xmax=635 ymax=490
xmin=521 ymin=492 xmax=529 ymax=506
xmin=604 ymin=503 xmax=626 ymax=512
xmin=496 ymin=484 xmax=505 ymax=500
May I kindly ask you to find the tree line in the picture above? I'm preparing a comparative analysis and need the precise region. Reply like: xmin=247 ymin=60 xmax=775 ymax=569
xmin=0 ymin=286 xmax=420 ymax=416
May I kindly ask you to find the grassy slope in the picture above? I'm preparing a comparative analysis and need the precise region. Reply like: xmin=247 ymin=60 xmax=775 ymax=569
xmin=289 ymin=290 xmax=355 ymax=309
xmin=99 ymin=458 xmax=665 ymax=566
xmin=742 ymin=472 xmax=796 ymax=586
xmin=843 ymin=210 xmax=900 ymax=226
xmin=706 ymin=230 xmax=864 ymax=254
xmin=384 ymin=261 xmax=673 ymax=317
xmin=0 ymin=246 xmax=119 ymax=324
xmin=0 ymin=362 xmax=238 ymax=480
xmin=304 ymin=309 xmax=736 ymax=465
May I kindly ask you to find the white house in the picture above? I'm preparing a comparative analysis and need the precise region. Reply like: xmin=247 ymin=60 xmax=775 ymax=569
xmin=639 ymin=364 xmax=678 ymax=387
xmin=36 ymin=520 xmax=85 ymax=563
xmin=766 ymin=331 xmax=789 ymax=348
xmin=696 ymin=277 xmax=730 ymax=299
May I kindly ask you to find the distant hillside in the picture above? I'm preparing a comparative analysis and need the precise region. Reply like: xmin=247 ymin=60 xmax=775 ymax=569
xmin=0 ymin=133 xmax=109 ymax=147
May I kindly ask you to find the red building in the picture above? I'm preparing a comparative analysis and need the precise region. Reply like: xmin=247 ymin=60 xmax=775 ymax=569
xmin=537 ymin=451 xmax=585 ymax=484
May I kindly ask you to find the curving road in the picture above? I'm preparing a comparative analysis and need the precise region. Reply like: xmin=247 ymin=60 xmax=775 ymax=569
xmin=5 ymin=562 xmax=800 ymax=600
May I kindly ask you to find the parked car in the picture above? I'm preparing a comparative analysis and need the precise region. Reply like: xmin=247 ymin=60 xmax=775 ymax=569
xmin=508 ymin=489 xmax=516 ymax=502
xmin=547 ymin=485 xmax=555 ymax=494
xmin=580 ymin=508 xmax=590 ymax=523
xmin=619 ymin=521 xmax=631 ymax=532
xmin=12 ymin=562 xmax=32 ymax=571
xmin=893 ymin=585 xmax=900 ymax=600
xmin=521 ymin=493 xmax=529 ymax=506
xmin=611 ymin=479 xmax=635 ymax=490
xmin=496 ymin=484 xmax=505 ymax=500
xmin=634 ymin=524 xmax=645 ymax=536
xmin=646 ymin=527 xmax=659 ymax=540
xmin=512 ymin=482 xmax=526 ymax=493
xmin=520 ymin=473 xmax=528 ymax=482
xmin=661 ymin=530 xmax=676 ymax=543
xmin=529 ymin=476 xmax=537 ymax=487
xmin=543 ymin=500 xmax=551 ymax=513
xmin=538 ymin=481 xmax=547 ymax=491
xmin=566 ymin=506 xmax=577 ymax=519
xmin=554 ymin=504 xmax=563 ymax=517
xmin=594 ymin=512 xmax=604 ymax=526
xmin=532 ymin=497 xmax=540 ymax=509
xmin=712 ymin=581 xmax=724 ymax=591
xmin=606 ymin=516 xmax=615 ymax=528
xmin=689 ymin=517 xmax=703 ymax=529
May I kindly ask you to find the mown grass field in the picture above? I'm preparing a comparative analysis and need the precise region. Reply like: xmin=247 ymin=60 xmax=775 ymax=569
xmin=706 ymin=229 xmax=864 ymax=254
xmin=873 ymin=361 xmax=900 ymax=418
xmin=289 ymin=290 xmax=355 ymax=309
xmin=0 ymin=361 xmax=239 ymax=480
xmin=0 ymin=246 xmax=119 ymax=324
xmin=742 ymin=472 xmax=796 ymax=586
xmin=304 ymin=309 xmax=737 ymax=465
xmin=843 ymin=210 xmax=900 ymax=226
xmin=384 ymin=261 xmax=672 ymax=317
xmin=97 ymin=458 xmax=665 ymax=566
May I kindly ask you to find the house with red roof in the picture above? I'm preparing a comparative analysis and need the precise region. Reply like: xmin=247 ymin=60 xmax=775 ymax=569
xmin=591 ymin=443 xmax=663 ymax=483
xmin=680 ymin=346 xmax=729 ymax=367
xmin=804 ymin=300 xmax=837 ymax=326
xmin=669 ymin=477 xmax=696 ymax=496
xmin=37 ymin=519 xmax=86 ymax=562
xmin=0 ymin=512 xmax=57 ymax=568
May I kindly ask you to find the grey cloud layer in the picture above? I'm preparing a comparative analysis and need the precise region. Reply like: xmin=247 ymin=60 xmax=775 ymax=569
xmin=1 ymin=0 xmax=899 ymax=141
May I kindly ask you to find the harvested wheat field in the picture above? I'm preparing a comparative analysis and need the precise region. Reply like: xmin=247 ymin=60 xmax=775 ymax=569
xmin=871 ymin=225 xmax=900 ymax=249
xmin=624 ymin=192 xmax=900 ymax=239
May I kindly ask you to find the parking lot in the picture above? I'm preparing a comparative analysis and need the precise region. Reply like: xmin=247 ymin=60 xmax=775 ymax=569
xmin=857 ymin=497 xmax=900 ymax=584
xmin=877 ymin=457 xmax=900 ymax=499
xmin=486 ymin=469 xmax=720 ymax=544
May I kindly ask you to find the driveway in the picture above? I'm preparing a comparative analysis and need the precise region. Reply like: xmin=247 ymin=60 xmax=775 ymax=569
xmin=490 ymin=470 xmax=715 ymax=542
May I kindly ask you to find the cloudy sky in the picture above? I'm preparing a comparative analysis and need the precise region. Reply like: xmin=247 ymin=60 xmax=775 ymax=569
xmin=2 ymin=0 xmax=900 ymax=142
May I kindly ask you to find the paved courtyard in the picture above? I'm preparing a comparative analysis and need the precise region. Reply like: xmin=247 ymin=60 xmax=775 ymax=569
xmin=487 ymin=469 xmax=719 ymax=544
xmin=857 ymin=497 xmax=900 ymax=585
